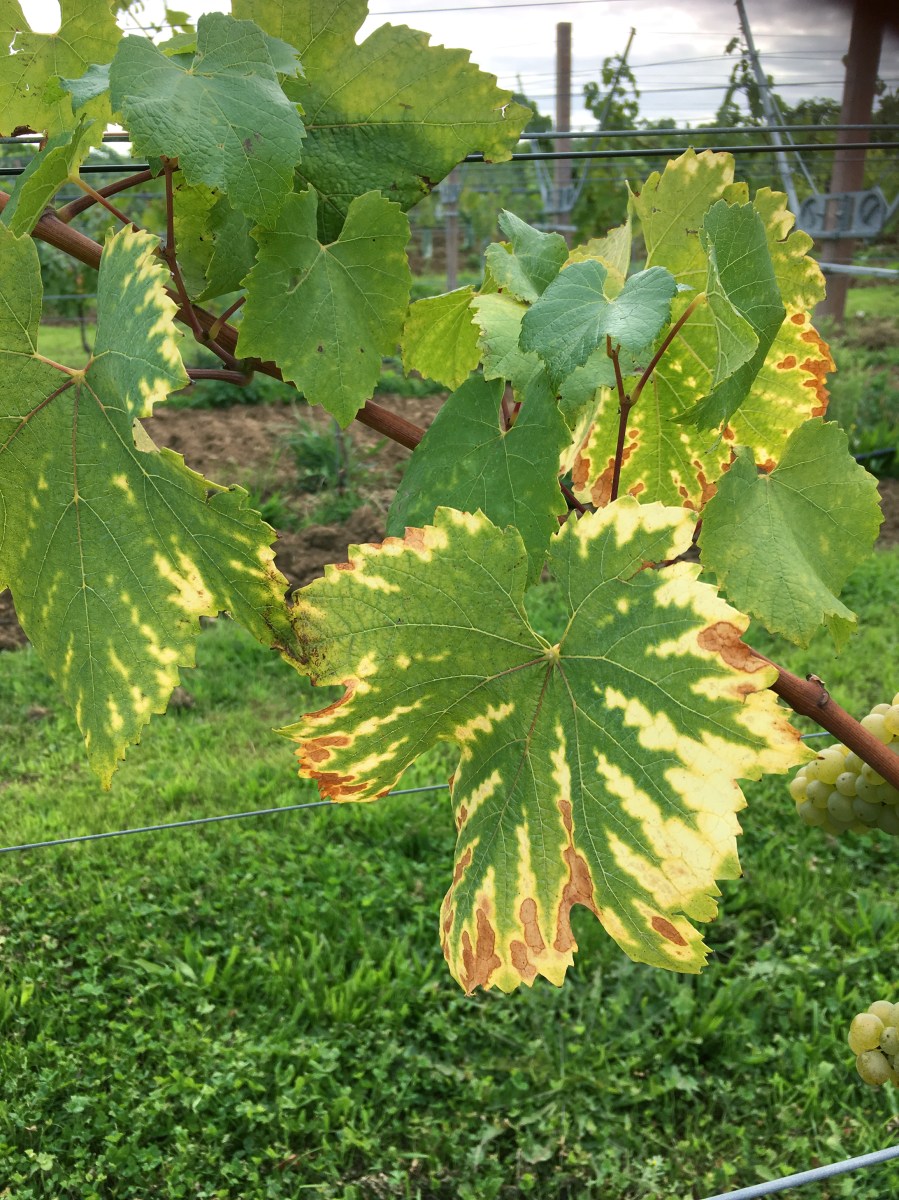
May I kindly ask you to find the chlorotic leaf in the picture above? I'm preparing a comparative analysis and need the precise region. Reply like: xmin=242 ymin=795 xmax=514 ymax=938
xmin=402 ymin=287 xmax=481 ymax=390
xmin=568 ymin=150 xmax=831 ymax=510
xmin=285 ymin=501 xmax=805 ymax=992
xmin=109 ymin=12 xmax=306 ymax=224
xmin=387 ymin=373 xmax=568 ymax=582
xmin=677 ymin=201 xmax=785 ymax=430
xmin=567 ymin=218 xmax=632 ymax=296
xmin=1 ymin=115 xmax=99 ymax=235
xmin=233 ymin=0 xmax=530 ymax=240
xmin=0 ymin=0 xmax=120 ymax=134
xmin=484 ymin=212 xmax=568 ymax=303
xmin=520 ymin=261 xmax=677 ymax=388
xmin=0 ymin=225 xmax=295 ymax=785
xmin=753 ymin=187 xmax=825 ymax=311
xmin=471 ymin=291 xmax=541 ymax=390
xmin=699 ymin=419 xmax=882 ymax=649
xmin=238 ymin=188 xmax=411 ymax=425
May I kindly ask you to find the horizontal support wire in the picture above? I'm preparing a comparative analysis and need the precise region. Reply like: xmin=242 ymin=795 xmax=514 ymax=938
xmin=0 ymin=783 xmax=449 ymax=856
xmin=1 ymin=124 xmax=897 ymax=148
xmin=700 ymin=1142 xmax=899 ymax=1200
xmin=1 ymin=141 xmax=897 ymax=179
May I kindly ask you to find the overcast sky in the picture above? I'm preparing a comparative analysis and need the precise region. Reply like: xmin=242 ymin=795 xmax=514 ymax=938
xmin=24 ymin=0 xmax=899 ymax=128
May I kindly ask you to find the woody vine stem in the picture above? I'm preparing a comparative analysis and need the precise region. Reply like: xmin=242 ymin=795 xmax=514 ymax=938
xmin=2 ymin=168 xmax=896 ymax=790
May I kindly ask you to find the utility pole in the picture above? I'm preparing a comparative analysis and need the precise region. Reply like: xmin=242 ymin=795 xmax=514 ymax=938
xmin=734 ymin=0 xmax=800 ymax=215
xmin=816 ymin=0 xmax=886 ymax=324
xmin=440 ymin=167 xmax=462 ymax=292
xmin=551 ymin=21 xmax=573 ymax=242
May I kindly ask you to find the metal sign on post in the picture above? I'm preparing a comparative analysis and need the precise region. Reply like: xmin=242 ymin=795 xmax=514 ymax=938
xmin=798 ymin=187 xmax=889 ymax=239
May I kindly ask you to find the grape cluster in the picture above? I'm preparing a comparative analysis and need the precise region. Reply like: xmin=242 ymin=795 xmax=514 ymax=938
xmin=850 ymin=1003 xmax=899 ymax=1086
xmin=790 ymin=694 xmax=899 ymax=836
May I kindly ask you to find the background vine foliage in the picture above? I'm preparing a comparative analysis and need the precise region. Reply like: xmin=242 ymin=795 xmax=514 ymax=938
xmin=0 ymin=0 xmax=886 ymax=993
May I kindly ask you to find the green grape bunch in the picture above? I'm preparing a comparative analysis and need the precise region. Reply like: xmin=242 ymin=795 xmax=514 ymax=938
xmin=790 ymin=694 xmax=899 ymax=836
xmin=849 ymin=1002 xmax=899 ymax=1086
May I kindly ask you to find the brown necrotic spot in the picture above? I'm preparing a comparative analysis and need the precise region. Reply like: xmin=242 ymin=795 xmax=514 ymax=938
xmin=460 ymin=907 xmax=502 ymax=993
xmin=335 ymin=561 xmax=355 ymax=571
xmin=791 ymin=313 xmax=805 ymax=325
xmin=554 ymin=845 xmax=598 ymax=953
xmin=455 ymin=803 xmax=469 ymax=831
xmin=776 ymin=354 xmax=797 ymax=370
xmin=520 ymin=897 xmax=546 ymax=954
xmin=509 ymin=940 xmax=537 ymax=981
xmin=800 ymin=328 xmax=834 ymax=416
xmin=571 ymin=450 xmax=591 ymax=492
xmin=652 ymin=915 xmax=687 ymax=945
xmin=697 ymin=621 xmax=766 ymax=672
xmin=307 ymin=683 xmax=357 ymax=722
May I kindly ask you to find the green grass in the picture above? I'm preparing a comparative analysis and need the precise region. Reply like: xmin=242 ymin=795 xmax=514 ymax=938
xmin=846 ymin=283 xmax=899 ymax=323
xmin=1 ymin=550 xmax=899 ymax=1197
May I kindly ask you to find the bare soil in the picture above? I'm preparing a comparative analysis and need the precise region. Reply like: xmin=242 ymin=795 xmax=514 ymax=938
xmin=1 ymin=399 xmax=897 ymax=652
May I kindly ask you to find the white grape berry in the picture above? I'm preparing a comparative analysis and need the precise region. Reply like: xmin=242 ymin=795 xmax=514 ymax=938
xmin=844 ymin=751 xmax=864 ymax=773
xmin=868 ymin=1000 xmax=895 ymax=1024
xmin=857 ymin=1049 xmax=894 ymax=1086
xmin=814 ymin=749 xmax=846 ymax=785
xmin=827 ymin=792 xmax=855 ymax=824
xmin=861 ymin=763 xmax=886 ymax=786
xmin=789 ymin=774 xmax=808 ymax=803
xmin=849 ymin=1012 xmax=885 ymax=1053
xmin=871 ymin=703 xmax=892 ymax=716
xmin=861 ymin=713 xmax=891 ymax=744
xmin=882 ymin=1027 xmax=899 ymax=1057
xmin=835 ymin=772 xmax=858 ymax=798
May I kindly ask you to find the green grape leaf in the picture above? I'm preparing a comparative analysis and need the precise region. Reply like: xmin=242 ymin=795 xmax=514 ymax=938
xmin=61 ymin=63 xmax=112 ymax=112
xmin=520 ymin=262 xmax=677 ymax=389
xmin=173 ymin=182 xmax=255 ymax=302
xmin=109 ymin=12 xmax=306 ymax=224
xmin=233 ymin=0 xmax=531 ymax=240
xmin=402 ymin=287 xmax=481 ymax=390
xmin=0 ymin=225 xmax=295 ymax=785
xmin=677 ymin=201 xmax=785 ymax=430
xmin=171 ymin=180 xmax=219 ymax=298
xmin=201 ymin=202 xmax=256 ymax=301
xmin=386 ymin=373 xmax=568 ymax=582
xmin=1 ymin=115 xmax=99 ymax=235
xmin=0 ymin=0 xmax=120 ymax=134
xmin=698 ymin=419 xmax=882 ymax=649
xmin=484 ymin=212 xmax=568 ymax=303
xmin=238 ymin=188 xmax=411 ymax=425
xmin=284 ymin=501 xmax=804 ymax=992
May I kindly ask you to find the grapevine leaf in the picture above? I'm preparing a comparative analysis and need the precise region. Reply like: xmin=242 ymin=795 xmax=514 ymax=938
xmin=1 ymin=115 xmax=99 ymax=236
xmin=520 ymin=262 xmax=677 ymax=389
xmin=402 ymin=287 xmax=481 ymax=390
xmin=109 ymin=13 xmax=307 ymax=224
xmin=386 ymin=373 xmax=568 ymax=582
xmin=753 ymin=188 xmax=825 ymax=311
xmin=157 ymin=26 xmax=303 ymax=77
xmin=201 ymin=202 xmax=256 ymax=301
xmin=569 ymin=151 xmax=831 ymax=509
xmin=484 ymin=212 xmax=568 ymax=303
xmin=567 ymin=218 xmax=632 ymax=296
xmin=285 ymin=501 xmax=804 ymax=991
xmin=233 ymin=0 xmax=531 ymax=240
xmin=471 ymin=291 xmax=541 ymax=389
xmin=0 ymin=0 xmax=120 ymax=134
xmin=698 ymin=419 xmax=882 ymax=649
xmin=0 ymin=226 xmax=295 ymax=785
xmin=61 ymin=63 xmax=112 ymax=112
xmin=676 ymin=201 xmax=785 ymax=430
xmin=173 ymin=182 xmax=256 ymax=301
xmin=237 ymin=188 xmax=411 ymax=425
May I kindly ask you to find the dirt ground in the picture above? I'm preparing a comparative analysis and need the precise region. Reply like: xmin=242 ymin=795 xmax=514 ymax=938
xmin=1 ymin=399 xmax=897 ymax=651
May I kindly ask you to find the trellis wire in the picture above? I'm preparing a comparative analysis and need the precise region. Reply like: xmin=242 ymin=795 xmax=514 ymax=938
xmin=1 ymin=140 xmax=896 ymax=179
xmin=0 ymin=783 xmax=449 ymax=856
xmin=700 ymin=1142 xmax=899 ymax=1200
